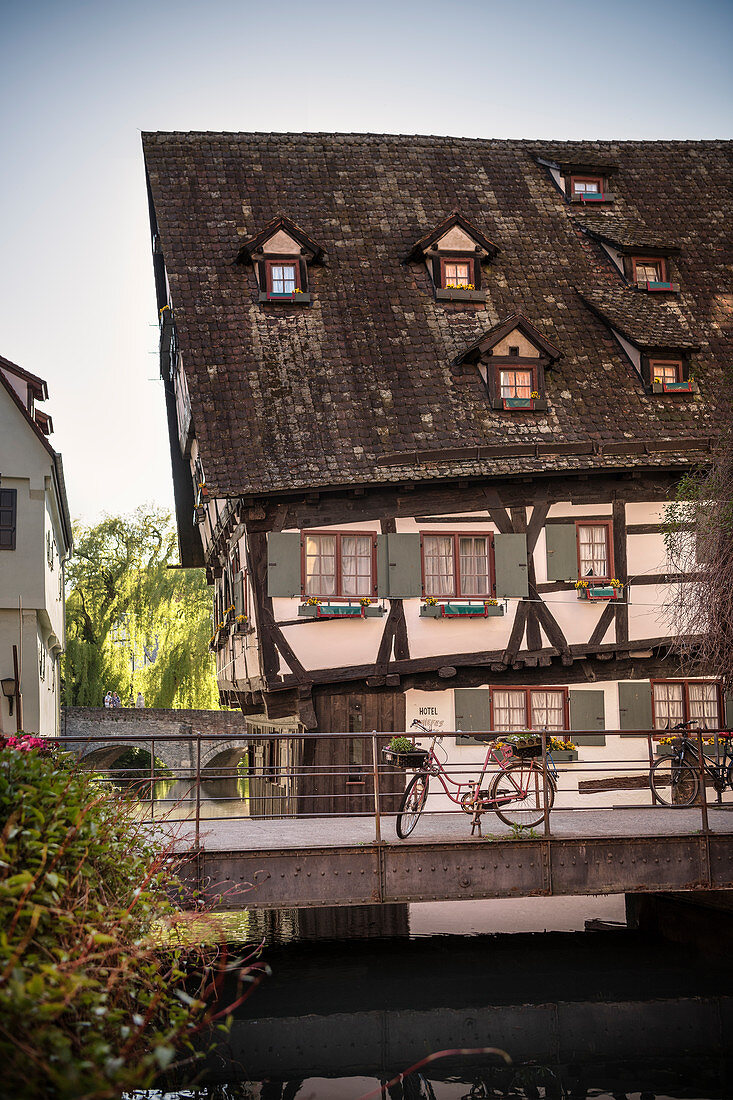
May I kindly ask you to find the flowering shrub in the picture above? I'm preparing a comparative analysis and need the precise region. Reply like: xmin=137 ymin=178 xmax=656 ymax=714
xmin=550 ymin=736 xmax=577 ymax=752
xmin=0 ymin=741 xmax=262 ymax=1096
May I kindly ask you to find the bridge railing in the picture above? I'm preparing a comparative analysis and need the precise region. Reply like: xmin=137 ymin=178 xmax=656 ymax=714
xmin=53 ymin=726 xmax=733 ymax=849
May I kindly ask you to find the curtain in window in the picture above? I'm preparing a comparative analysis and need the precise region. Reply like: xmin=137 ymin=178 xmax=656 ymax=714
xmin=493 ymin=690 xmax=527 ymax=731
xmin=272 ymin=264 xmax=296 ymax=294
xmin=445 ymin=262 xmax=469 ymax=286
xmin=636 ymin=262 xmax=661 ymax=284
xmin=459 ymin=536 xmax=490 ymax=595
xmin=578 ymin=525 xmax=608 ymax=577
xmin=423 ymin=535 xmax=455 ymax=596
xmin=499 ymin=370 xmax=532 ymax=398
xmin=305 ymin=534 xmax=336 ymax=595
xmin=688 ymin=683 xmax=720 ymax=729
xmin=653 ymin=682 xmax=684 ymax=729
xmin=341 ymin=535 xmax=372 ymax=596
xmin=530 ymin=690 xmax=565 ymax=731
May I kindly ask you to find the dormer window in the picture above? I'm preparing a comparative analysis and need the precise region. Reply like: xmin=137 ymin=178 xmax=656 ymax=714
xmin=455 ymin=312 xmax=560 ymax=412
xmin=235 ymin=215 xmax=324 ymax=307
xmin=650 ymin=359 xmax=681 ymax=385
xmin=499 ymin=369 xmax=533 ymax=399
xmin=570 ymin=176 xmax=603 ymax=196
xmin=536 ymin=156 xmax=616 ymax=203
xmin=268 ymin=261 xmax=299 ymax=297
xmin=405 ymin=212 xmax=498 ymax=303
xmin=633 ymin=257 xmax=666 ymax=286
xmin=442 ymin=259 xmax=473 ymax=288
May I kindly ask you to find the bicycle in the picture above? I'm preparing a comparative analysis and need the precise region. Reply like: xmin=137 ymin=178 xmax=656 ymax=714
xmin=649 ymin=720 xmax=733 ymax=807
xmin=394 ymin=720 xmax=557 ymax=839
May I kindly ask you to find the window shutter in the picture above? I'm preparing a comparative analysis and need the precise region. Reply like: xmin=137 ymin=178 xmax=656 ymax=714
xmin=257 ymin=260 xmax=268 ymax=292
xmin=376 ymin=533 xmax=421 ymax=598
xmin=454 ymin=688 xmax=491 ymax=745
xmin=267 ymin=533 xmax=301 ymax=597
xmin=432 ymin=257 xmax=442 ymax=288
xmin=569 ymin=689 xmax=606 ymax=745
xmin=545 ymin=523 xmax=577 ymax=582
xmin=618 ymin=681 xmax=653 ymax=731
xmin=298 ymin=257 xmax=308 ymax=291
xmin=494 ymin=533 xmax=529 ymax=598
xmin=725 ymin=694 xmax=733 ymax=729
xmin=234 ymin=570 xmax=246 ymax=618
xmin=472 ymin=257 xmax=482 ymax=289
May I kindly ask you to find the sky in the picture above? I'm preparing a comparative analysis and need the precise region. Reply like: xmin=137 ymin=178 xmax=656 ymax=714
xmin=1 ymin=0 xmax=731 ymax=527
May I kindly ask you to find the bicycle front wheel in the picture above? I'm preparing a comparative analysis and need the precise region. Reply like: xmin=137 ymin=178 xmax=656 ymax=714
xmin=396 ymin=772 xmax=429 ymax=839
xmin=649 ymin=755 xmax=699 ymax=807
xmin=490 ymin=758 xmax=554 ymax=829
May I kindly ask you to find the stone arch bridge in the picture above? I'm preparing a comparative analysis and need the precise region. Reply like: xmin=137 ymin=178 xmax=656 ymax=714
xmin=61 ymin=706 xmax=278 ymax=777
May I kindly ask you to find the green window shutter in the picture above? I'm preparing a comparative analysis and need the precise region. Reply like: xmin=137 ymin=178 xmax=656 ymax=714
xmin=376 ymin=533 xmax=421 ymax=598
xmin=569 ymin=689 xmax=606 ymax=745
xmin=267 ymin=533 xmax=301 ymax=597
xmin=454 ymin=688 xmax=491 ymax=745
xmin=618 ymin=681 xmax=653 ymax=731
xmin=546 ymin=523 xmax=577 ymax=582
xmin=494 ymin=533 xmax=529 ymax=598
xmin=234 ymin=571 xmax=246 ymax=617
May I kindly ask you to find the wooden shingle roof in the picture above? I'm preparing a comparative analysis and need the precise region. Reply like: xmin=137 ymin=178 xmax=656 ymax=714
xmin=142 ymin=133 xmax=733 ymax=497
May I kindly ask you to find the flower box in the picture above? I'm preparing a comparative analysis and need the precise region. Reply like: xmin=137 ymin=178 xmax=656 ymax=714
xmin=576 ymin=585 xmax=623 ymax=601
xmin=259 ymin=292 xmax=311 ymax=305
xmin=645 ymin=281 xmax=679 ymax=293
xmin=382 ymin=746 xmax=430 ymax=769
xmin=420 ymin=602 xmax=504 ymax=618
xmin=503 ymin=397 xmax=533 ymax=410
xmin=496 ymin=734 xmax=543 ymax=758
xmin=570 ymin=192 xmax=615 ymax=204
xmin=435 ymin=288 xmax=485 ymax=302
xmin=550 ymin=749 xmax=579 ymax=762
xmin=297 ymin=603 xmax=386 ymax=619
xmin=655 ymin=744 xmax=715 ymax=758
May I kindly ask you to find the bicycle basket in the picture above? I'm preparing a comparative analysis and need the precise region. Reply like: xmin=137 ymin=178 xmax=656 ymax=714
xmin=496 ymin=735 xmax=543 ymax=758
xmin=382 ymin=747 xmax=430 ymax=769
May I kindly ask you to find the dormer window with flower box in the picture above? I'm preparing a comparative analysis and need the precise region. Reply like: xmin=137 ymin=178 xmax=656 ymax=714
xmin=577 ymin=217 xmax=680 ymax=293
xmin=405 ymin=212 xmax=498 ymax=303
xmin=577 ymin=288 xmax=699 ymax=397
xmin=536 ymin=156 xmax=617 ymax=204
xmin=455 ymin=312 xmax=560 ymax=412
xmin=235 ymin=214 xmax=325 ymax=306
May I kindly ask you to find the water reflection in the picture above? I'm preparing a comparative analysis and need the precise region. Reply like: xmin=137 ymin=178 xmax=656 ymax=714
xmin=160 ymin=922 xmax=732 ymax=1099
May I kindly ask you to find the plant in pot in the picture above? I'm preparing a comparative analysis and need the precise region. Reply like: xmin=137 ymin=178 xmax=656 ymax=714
xmin=382 ymin=735 xmax=430 ymax=769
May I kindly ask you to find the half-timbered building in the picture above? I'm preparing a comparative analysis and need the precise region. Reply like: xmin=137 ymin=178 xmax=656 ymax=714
xmin=143 ymin=133 xmax=732 ymax=808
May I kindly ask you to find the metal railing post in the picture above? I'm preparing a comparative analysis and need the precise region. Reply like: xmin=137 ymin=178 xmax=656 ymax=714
xmin=371 ymin=731 xmax=382 ymax=844
xmin=696 ymin=729 xmax=710 ymax=836
xmin=541 ymin=728 xmax=551 ymax=838
xmin=150 ymin=736 xmax=155 ymax=822
xmin=194 ymin=731 xmax=202 ymax=850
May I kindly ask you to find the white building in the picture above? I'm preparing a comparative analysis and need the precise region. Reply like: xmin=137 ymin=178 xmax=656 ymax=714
xmin=0 ymin=355 xmax=72 ymax=737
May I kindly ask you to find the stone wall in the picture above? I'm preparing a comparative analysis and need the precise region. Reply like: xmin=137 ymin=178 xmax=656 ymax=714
xmin=61 ymin=706 xmax=254 ymax=773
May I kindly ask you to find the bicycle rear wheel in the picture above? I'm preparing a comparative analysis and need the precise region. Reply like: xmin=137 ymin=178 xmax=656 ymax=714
xmin=649 ymin=755 xmax=699 ymax=807
xmin=396 ymin=772 xmax=429 ymax=839
xmin=489 ymin=758 xmax=554 ymax=829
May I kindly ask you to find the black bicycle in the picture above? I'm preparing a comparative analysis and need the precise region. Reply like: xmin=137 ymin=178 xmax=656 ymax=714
xmin=649 ymin=720 xmax=733 ymax=807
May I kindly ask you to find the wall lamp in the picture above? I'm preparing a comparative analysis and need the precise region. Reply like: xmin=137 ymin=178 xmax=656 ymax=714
xmin=1 ymin=678 xmax=17 ymax=716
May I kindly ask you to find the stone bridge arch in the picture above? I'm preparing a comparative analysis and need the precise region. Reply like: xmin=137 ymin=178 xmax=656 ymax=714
xmin=76 ymin=740 xmax=182 ymax=775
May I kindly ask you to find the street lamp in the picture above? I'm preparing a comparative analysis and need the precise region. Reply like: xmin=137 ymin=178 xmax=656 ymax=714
xmin=1 ymin=678 xmax=17 ymax=716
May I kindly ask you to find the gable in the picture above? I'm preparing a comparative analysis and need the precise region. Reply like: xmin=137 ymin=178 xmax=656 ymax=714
xmin=492 ymin=330 xmax=541 ymax=358
xmin=435 ymin=226 xmax=477 ymax=252
xmin=0 ymin=379 xmax=53 ymax=480
xmin=261 ymin=229 xmax=301 ymax=254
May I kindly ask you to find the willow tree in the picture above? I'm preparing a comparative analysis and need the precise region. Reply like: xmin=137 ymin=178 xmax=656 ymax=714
xmin=63 ymin=507 xmax=218 ymax=708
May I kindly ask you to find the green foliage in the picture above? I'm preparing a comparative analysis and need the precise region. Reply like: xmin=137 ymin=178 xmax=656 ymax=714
xmin=0 ymin=742 xmax=208 ymax=1098
xmin=62 ymin=507 xmax=218 ymax=709
xmin=388 ymin=736 xmax=417 ymax=753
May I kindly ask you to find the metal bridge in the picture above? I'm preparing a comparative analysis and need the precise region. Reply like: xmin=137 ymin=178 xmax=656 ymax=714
xmin=60 ymin=727 xmax=733 ymax=910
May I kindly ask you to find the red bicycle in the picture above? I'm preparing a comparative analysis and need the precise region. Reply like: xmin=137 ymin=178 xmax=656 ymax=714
xmin=395 ymin=720 xmax=557 ymax=839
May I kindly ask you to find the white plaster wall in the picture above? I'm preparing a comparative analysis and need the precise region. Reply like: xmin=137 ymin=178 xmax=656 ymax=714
xmin=613 ymin=331 xmax=642 ymax=377
xmin=543 ymin=590 xmax=614 ymax=645
xmin=627 ymin=532 xmax=666 ymax=576
xmin=435 ymin=226 xmax=476 ymax=252
xmin=493 ymin=332 xmax=540 ymax=357
xmin=263 ymin=230 xmax=301 ymax=254
xmin=406 ymin=600 xmax=513 ymax=661
xmin=626 ymin=501 xmax=666 ymax=525
xmin=628 ymin=583 xmax=672 ymax=641
xmin=601 ymin=241 xmax=625 ymax=276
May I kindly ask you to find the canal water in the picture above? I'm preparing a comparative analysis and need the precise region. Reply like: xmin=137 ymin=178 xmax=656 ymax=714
xmin=149 ymin=893 xmax=732 ymax=1100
